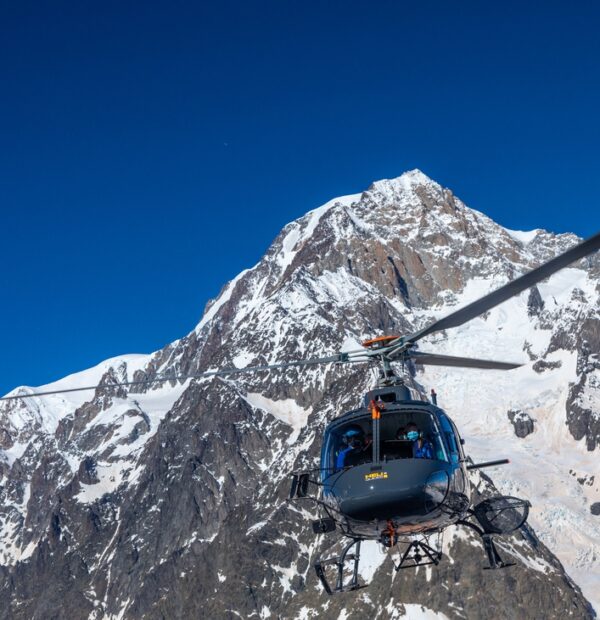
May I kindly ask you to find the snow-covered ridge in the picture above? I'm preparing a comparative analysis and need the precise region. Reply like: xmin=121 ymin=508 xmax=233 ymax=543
xmin=189 ymin=169 xmax=543 ymax=338
xmin=504 ymin=227 xmax=540 ymax=245
xmin=2 ymin=353 xmax=148 ymax=404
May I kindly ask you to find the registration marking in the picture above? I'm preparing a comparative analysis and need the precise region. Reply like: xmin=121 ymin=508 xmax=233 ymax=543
xmin=364 ymin=471 xmax=388 ymax=481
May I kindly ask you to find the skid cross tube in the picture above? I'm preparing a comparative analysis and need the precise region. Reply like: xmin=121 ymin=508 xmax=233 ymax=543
xmin=394 ymin=539 xmax=442 ymax=571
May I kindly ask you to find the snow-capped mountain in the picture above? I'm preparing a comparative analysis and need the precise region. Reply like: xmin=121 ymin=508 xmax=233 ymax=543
xmin=0 ymin=170 xmax=598 ymax=619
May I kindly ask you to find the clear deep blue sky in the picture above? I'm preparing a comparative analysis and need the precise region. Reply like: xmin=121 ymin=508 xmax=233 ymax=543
xmin=1 ymin=1 xmax=599 ymax=395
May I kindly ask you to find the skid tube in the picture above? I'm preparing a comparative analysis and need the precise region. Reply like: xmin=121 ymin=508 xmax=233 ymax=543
xmin=314 ymin=538 xmax=365 ymax=595
xmin=456 ymin=519 xmax=516 ymax=569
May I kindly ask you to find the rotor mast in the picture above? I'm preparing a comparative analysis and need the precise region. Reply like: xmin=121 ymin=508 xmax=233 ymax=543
xmin=361 ymin=335 xmax=408 ymax=387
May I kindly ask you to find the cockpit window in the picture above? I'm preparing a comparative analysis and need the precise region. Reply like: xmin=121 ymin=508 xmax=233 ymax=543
xmin=379 ymin=411 xmax=447 ymax=462
xmin=321 ymin=418 xmax=373 ymax=479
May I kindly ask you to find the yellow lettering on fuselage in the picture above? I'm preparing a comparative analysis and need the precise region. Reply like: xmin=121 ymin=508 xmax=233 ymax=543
xmin=364 ymin=471 xmax=388 ymax=481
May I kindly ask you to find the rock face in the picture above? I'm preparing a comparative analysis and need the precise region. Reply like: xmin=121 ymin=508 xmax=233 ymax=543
xmin=527 ymin=286 xmax=545 ymax=317
xmin=507 ymin=409 xmax=535 ymax=438
xmin=567 ymin=342 xmax=600 ymax=450
xmin=0 ymin=170 xmax=599 ymax=619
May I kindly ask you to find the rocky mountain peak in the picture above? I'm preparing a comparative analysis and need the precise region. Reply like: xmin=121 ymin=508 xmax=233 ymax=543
xmin=366 ymin=168 xmax=442 ymax=202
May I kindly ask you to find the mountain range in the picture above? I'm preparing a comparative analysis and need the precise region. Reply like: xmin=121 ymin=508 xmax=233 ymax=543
xmin=1 ymin=170 xmax=598 ymax=619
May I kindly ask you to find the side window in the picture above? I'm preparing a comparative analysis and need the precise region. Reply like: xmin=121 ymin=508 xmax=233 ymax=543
xmin=420 ymin=416 xmax=448 ymax=462
xmin=428 ymin=429 xmax=448 ymax=463
xmin=320 ymin=431 xmax=338 ymax=482
xmin=450 ymin=420 xmax=465 ymax=459
xmin=438 ymin=413 xmax=459 ymax=464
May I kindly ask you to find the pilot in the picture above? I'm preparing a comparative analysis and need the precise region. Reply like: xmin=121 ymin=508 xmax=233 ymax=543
xmin=335 ymin=426 xmax=364 ymax=470
xmin=354 ymin=433 xmax=373 ymax=465
xmin=406 ymin=423 xmax=434 ymax=459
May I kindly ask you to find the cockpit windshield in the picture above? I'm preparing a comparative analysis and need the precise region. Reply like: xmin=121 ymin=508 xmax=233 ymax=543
xmin=321 ymin=410 xmax=448 ymax=479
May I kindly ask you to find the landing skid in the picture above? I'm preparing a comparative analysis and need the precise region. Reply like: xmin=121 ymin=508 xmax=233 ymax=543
xmin=311 ymin=506 xmax=526 ymax=595
xmin=313 ymin=538 xmax=367 ymax=595
xmin=456 ymin=495 xmax=530 ymax=569
xmin=457 ymin=520 xmax=516 ymax=569
xmin=482 ymin=534 xmax=515 ymax=570
xmin=314 ymin=534 xmax=443 ymax=594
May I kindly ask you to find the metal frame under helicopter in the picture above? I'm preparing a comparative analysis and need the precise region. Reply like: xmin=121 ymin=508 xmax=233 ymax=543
xmin=308 ymin=510 xmax=526 ymax=595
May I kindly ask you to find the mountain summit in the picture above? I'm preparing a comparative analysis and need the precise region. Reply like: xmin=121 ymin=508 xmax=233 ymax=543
xmin=1 ymin=171 xmax=598 ymax=619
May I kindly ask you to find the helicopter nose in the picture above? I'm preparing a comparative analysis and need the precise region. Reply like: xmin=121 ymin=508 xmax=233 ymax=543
xmin=334 ymin=462 xmax=451 ymax=522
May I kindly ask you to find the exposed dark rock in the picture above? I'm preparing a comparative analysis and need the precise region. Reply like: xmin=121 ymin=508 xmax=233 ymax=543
xmin=508 ymin=409 xmax=535 ymax=438
xmin=568 ymin=470 xmax=595 ymax=487
xmin=566 ymin=369 xmax=600 ymax=451
xmin=527 ymin=286 xmax=545 ymax=316
xmin=0 ymin=427 xmax=12 ymax=449
xmin=533 ymin=359 xmax=562 ymax=373
xmin=78 ymin=456 xmax=99 ymax=485
xmin=523 ymin=341 xmax=539 ymax=361
xmin=591 ymin=503 xmax=600 ymax=516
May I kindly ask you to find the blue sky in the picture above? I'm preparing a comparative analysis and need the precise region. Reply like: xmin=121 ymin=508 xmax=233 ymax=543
xmin=1 ymin=1 xmax=599 ymax=395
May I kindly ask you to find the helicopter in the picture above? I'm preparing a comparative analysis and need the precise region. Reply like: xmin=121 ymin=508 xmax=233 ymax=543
xmin=2 ymin=229 xmax=600 ymax=595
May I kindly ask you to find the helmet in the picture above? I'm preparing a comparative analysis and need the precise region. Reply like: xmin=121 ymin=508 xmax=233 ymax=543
xmin=341 ymin=425 xmax=364 ymax=446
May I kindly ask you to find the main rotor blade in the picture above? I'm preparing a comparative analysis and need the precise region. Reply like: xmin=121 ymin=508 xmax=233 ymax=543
xmin=411 ymin=351 xmax=522 ymax=370
xmin=0 ymin=353 xmax=365 ymax=402
xmin=405 ymin=230 xmax=600 ymax=344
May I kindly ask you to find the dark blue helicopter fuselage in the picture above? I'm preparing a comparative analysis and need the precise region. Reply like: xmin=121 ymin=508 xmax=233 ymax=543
xmin=320 ymin=386 xmax=470 ymax=539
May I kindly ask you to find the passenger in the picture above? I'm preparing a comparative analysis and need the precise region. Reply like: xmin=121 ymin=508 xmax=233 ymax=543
xmin=413 ymin=436 xmax=434 ymax=459
xmin=393 ymin=426 xmax=413 ymax=458
xmin=405 ymin=422 xmax=419 ymax=441
xmin=405 ymin=423 xmax=434 ymax=459
xmin=335 ymin=427 xmax=364 ymax=470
